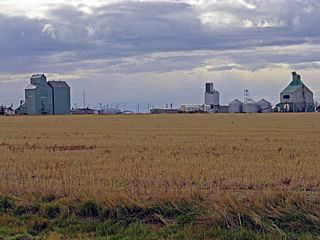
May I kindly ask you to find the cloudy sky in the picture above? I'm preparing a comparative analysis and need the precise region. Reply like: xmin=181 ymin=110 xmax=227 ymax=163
xmin=0 ymin=0 xmax=320 ymax=110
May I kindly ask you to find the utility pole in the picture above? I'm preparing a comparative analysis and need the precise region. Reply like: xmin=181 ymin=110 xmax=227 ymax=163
xmin=83 ymin=89 xmax=86 ymax=108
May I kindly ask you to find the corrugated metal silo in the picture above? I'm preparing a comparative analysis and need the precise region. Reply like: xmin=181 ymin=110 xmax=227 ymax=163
xmin=229 ymin=99 xmax=243 ymax=113
xmin=243 ymin=99 xmax=259 ymax=113
xmin=257 ymin=99 xmax=272 ymax=113
xmin=48 ymin=81 xmax=71 ymax=115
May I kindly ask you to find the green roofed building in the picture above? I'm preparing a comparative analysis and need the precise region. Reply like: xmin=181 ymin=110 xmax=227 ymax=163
xmin=276 ymin=72 xmax=315 ymax=112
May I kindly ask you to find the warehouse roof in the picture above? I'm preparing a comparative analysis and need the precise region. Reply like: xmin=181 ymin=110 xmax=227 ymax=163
xmin=48 ymin=81 xmax=69 ymax=88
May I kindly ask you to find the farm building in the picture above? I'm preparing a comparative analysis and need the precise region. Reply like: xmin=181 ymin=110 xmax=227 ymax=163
xmin=204 ymin=83 xmax=220 ymax=112
xmin=180 ymin=104 xmax=210 ymax=113
xmin=243 ymin=99 xmax=259 ymax=113
xmin=99 ymin=108 xmax=122 ymax=114
xmin=276 ymin=72 xmax=314 ymax=112
xmin=71 ymin=108 xmax=98 ymax=115
xmin=257 ymin=99 xmax=272 ymax=113
xmin=150 ymin=108 xmax=179 ymax=114
xmin=229 ymin=99 xmax=243 ymax=113
xmin=20 ymin=74 xmax=70 ymax=115
xmin=48 ymin=81 xmax=71 ymax=115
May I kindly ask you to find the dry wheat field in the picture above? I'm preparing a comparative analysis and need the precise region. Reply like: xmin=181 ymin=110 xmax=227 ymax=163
xmin=0 ymin=113 xmax=319 ymax=206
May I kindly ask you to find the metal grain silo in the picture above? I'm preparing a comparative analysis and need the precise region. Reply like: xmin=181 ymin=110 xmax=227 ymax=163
xmin=257 ymin=99 xmax=272 ymax=113
xmin=48 ymin=81 xmax=71 ymax=115
xmin=243 ymin=99 xmax=258 ymax=113
xmin=229 ymin=99 xmax=243 ymax=113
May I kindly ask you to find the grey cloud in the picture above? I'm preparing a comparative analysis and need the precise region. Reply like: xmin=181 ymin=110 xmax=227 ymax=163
xmin=0 ymin=0 xmax=320 ymax=77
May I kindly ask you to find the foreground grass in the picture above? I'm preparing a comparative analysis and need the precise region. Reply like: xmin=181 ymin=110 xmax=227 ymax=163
xmin=0 ymin=194 xmax=320 ymax=239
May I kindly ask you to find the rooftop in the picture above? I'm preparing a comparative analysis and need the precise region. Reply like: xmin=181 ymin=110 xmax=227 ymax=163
xmin=31 ymin=74 xmax=45 ymax=78
xmin=25 ymin=84 xmax=37 ymax=90
xmin=48 ymin=81 xmax=70 ymax=88
xmin=281 ymin=72 xmax=305 ymax=94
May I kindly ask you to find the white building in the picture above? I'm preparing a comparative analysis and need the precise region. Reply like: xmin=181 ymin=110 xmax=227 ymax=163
xmin=204 ymin=83 xmax=220 ymax=112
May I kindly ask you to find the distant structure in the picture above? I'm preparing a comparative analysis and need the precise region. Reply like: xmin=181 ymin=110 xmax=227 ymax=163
xmin=180 ymin=104 xmax=210 ymax=113
xmin=71 ymin=107 xmax=97 ymax=115
xmin=48 ymin=81 xmax=71 ymax=114
xmin=244 ymin=89 xmax=250 ymax=104
xmin=229 ymin=99 xmax=243 ymax=113
xmin=0 ymin=106 xmax=15 ymax=116
xmin=276 ymin=72 xmax=314 ymax=112
xmin=243 ymin=99 xmax=259 ymax=113
xmin=229 ymin=98 xmax=272 ymax=113
xmin=257 ymin=99 xmax=272 ymax=113
xmin=99 ymin=108 xmax=122 ymax=114
xmin=20 ymin=74 xmax=70 ymax=115
xmin=204 ymin=83 xmax=219 ymax=112
xmin=150 ymin=108 xmax=179 ymax=114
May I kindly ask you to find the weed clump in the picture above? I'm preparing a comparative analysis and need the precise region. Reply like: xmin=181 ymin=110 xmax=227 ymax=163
xmin=0 ymin=196 xmax=15 ymax=213
xmin=11 ymin=233 xmax=33 ymax=240
xmin=14 ymin=205 xmax=40 ymax=216
xmin=79 ymin=201 xmax=101 ymax=218
xmin=42 ymin=203 xmax=61 ymax=219
xmin=28 ymin=219 xmax=49 ymax=236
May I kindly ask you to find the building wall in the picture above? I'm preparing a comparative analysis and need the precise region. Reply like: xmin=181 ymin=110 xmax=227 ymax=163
xmin=304 ymin=89 xmax=314 ymax=104
xmin=204 ymin=91 xmax=219 ymax=108
xmin=52 ymin=87 xmax=70 ymax=114
xmin=280 ymin=87 xmax=314 ymax=112
xmin=35 ymin=83 xmax=53 ymax=115
xmin=25 ymin=89 xmax=36 ymax=115
xmin=24 ymin=74 xmax=53 ymax=115
xmin=280 ymin=87 xmax=313 ymax=103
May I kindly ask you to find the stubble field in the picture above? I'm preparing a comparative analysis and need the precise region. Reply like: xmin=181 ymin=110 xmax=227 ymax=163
xmin=0 ymin=113 xmax=319 ymax=205
xmin=1 ymin=114 xmax=320 ymax=239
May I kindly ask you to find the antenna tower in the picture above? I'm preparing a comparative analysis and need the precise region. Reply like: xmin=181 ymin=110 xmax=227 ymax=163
xmin=244 ymin=89 xmax=250 ymax=104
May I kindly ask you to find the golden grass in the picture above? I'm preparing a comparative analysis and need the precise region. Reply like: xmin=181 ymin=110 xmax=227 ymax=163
xmin=0 ymin=114 xmax=319 ymax=206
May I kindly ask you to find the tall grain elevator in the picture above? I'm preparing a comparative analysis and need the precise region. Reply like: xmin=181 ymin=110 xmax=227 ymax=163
xmin=48 ymin=81 xmax=71 ymax=115
xmin=204 ymin=82 xmax=220 ymax=112
xmin=21 ymin=74 xmax=70 ymax=115
xmin=24 ymin=74 xmax=53 ymax=115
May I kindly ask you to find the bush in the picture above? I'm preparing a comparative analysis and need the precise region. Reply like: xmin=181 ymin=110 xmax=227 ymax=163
xmin=39 ymin=194 xmax=56 ymax=203
xmin=14 ymin=205 xmax=40 ymax=216
xmin=96 ymin=221 xmax=124 ymax=236
xmin=42 ymin=203 xmax=60 ymax=219
xmin=28 ymin=219 xmax=49 ymax=236
xmin=79 ymin=201 xmax=101 ymax=218
xmin=0 ymin=196 xmax=15 ymax=213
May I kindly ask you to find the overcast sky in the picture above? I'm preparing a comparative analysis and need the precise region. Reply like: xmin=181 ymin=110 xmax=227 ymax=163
xmin=0 ymin=0 xmax=320 ymax=109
